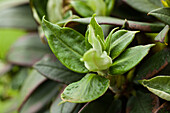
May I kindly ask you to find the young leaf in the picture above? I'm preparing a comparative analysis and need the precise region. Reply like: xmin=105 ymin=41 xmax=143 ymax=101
xmin=140 ymin=76 xmax=170 ymax=101
xmin=42 ymin=17 xmax=88 ymax=73
xmin=87 ymin=0 xmax=106 ymax=16
xmin=148 ymin=7 xmax=170 ymax=25
xmin=71 ymin=1 xmax=94 ymax=17
xmin=109 ymin=44 xmax=155 ymax=75
xmin=34 ymin=54 xmax=84 ymax=84
xmin=88 ymin=15 xmax=104 ymax=51
xmin=126 ymin=91 xmax=159 ymax=113
xmin=47 ymin=0 xmax=63 ymax=23
xmin=61 ymin=73 xmax=110 ymax=103
xmin=155 ymin=25 xmax=169 ymax=43
xmin=105 ymin=0 xmax=115 ymax=16
xmin=105 ymin=30 xmax=139 ymax=59
xmin=82 ymin=49 xmax=112 ymax=72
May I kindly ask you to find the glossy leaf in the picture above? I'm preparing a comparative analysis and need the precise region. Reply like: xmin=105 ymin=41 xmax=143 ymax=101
xmin=58 ymin=17 xmax=165 ymax=32
xmin=71 ymin=1 xmax=94 ymax=17
xmin=20 ymin=81 xmax=62 ymax=113
xmin=148 ymin=7 xmax=170 ymax=25
xmin=0 ymin=5 xmax=37 ymax=30
xmin=7 ymin=33 xmax=50 ymax=66
xmin=42 ymin=17 xmax=88 ymax=73
xmin=140 ymin=76 xmax=170 ymax=101
xmin=50 ymin=94 xmax=79 ymax=113
xmin=126 ymin=91 xmax=159 ymax=113
xmin=79 ymin=93 xmax=122 ymax=113
xmin=109 ymin=44 xmax=155 ymax=75
xmin=61 ymin=73 xmax=110 ymax=103
xmin=105 ymin=30 xmax=139 ymax=59
xmin=155 ymin=25 xmax=169 ymax=43
xmin=135 ymin=49 xmax=170 ymax=81
xmin=124 ymin=0 xmax=162 ymax=13
xmin=34 ymin=54 xmax=84 ymax=84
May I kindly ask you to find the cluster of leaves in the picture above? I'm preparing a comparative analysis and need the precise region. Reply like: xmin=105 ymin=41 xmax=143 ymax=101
xmin=0 ymin=0 xmax=170 ymax=113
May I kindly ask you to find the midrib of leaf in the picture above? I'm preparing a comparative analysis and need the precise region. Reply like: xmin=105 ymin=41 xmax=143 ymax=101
xmin=51 ymin=32 xmax=83 ymax=57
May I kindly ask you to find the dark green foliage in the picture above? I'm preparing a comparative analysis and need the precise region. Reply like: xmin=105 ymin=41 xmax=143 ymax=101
xmin=0 ymin=0 xmax=170 ymax=112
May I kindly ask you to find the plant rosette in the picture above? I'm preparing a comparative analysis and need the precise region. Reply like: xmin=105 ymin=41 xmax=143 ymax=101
xmin=42 ymin=15 xmax=155 ymax=103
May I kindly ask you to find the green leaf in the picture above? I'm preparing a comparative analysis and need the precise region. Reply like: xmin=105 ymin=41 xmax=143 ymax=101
xmin=82 ymin=49 xmax=112 ymax=72
xmin=30 ymin=0 xmax=48 ymax=23
xmin=19 ymin=70 xmax=47 ymax=104
xmin=155 ymin=25 xmax=169 ymax=43
xmin=34 ymin=54 xmax=84 ymax=84
xmin=11 ymin=68 xmax=28 ymax=89
xmin=50 ymin=95 xmax=79 ymax=113
xmin=124 ymin=0 xmax=162 ymax=13
xmin=140 ymin=76 xmax=170 ymax=101
xmin=71 ymin=1 xmax=94 ymax=17
xmin=0 ymin=5 xmax=37 ymax=30
xmin=7 ymin=33 xmax=50 ymax=66
xmin=20 ymin=81 xmax=62 ymax=113
xmin=42 ymin=17 xmax=88 ymax=73
xmin=58 ymin=17 xmax=165 ymax=32
xmin=148 ymin=7 xmax=170 ymax=25
xmin=87 ymin=0 xmax=106 ymax=16
xmin=47 ymin=0 xmax=63 ymax=23
xmin=79 ymin=93 xmax=122 ymax=113
xmin=135 ymin=49 xmax=170 ymax=81
xmin=105 ymin=30 xmax=139 ymax=59
xmin=109 ymin=44 xmax=155 ymax=75
xmin=105 ymin=0 xmax=115 ymax=15
xmin=61 ymin=73 xmax=110 ymax=103
xmin=88 ymin=15 xmax=104 ymax=52
xmin=126 ymin=91 xmax=159 ymax=113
